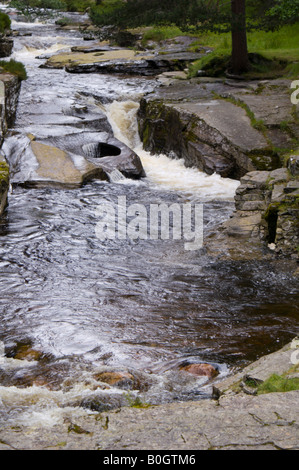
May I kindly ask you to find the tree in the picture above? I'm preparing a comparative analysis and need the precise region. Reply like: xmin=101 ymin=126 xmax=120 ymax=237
xmin=90 ymin=0 xmax=298 ymax=76
xmin=231 ymin=0 xmax=249 ymax=75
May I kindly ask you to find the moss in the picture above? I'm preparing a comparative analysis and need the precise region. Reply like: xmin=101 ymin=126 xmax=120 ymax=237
xmin=67 ymin=423 xmax=91 ymax=435
xmin=257 ymin=374 xmax=299 ymax=395
xmin=189 ymin=52 xmax=289 ymax=80
xmin=124 ymin=393 xmax=151 ymax=409
xmin=249 ymin=150 xmax=281 ymax=171
xmin=0 ymin=161 xmax=9 ymax=188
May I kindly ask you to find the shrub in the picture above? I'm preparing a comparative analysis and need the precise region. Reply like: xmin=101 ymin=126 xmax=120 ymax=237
xmin=63 ymin=0 xmax=95 ymax=12
xmin=0 ymin=12 xmax=11 ymax=34
xmin=0 ymin=59 xmax=28 ymax=81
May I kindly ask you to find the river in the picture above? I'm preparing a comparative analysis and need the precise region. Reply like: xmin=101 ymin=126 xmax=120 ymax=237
xmin=0 ymin=5 xmax=298 ymax=428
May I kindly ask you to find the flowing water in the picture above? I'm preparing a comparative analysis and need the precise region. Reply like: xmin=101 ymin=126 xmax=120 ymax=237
xmin=0 ymin=7 xmax=298 ymax=428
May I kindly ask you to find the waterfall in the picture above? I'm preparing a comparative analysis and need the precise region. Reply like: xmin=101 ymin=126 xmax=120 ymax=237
xmin=105 ymin=99 xmax=240 ymax=201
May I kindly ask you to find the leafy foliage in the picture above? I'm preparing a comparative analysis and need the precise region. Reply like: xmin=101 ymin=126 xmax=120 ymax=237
xmin=90 ymin=0 xmax=225 ymax=31
xmin=0 ymin=12 xmax=11 ymax=34
xmin=0 ymin=59 xmax=28 ymax=81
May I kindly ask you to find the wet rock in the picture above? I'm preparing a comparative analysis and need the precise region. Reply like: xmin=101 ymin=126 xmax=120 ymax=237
xmin=30 ymin=140 xmax=107 ymax=187
xmin=0 ymin=158 xmax=9 ymax=216
xmin=80 ymin=397 xmax=113 ymax=413
xmin=14 ymin=345 xmax=43 ymax=362
xmin=220 ymin=164 xmax=299 ymax=257
xmin=41 ymin=46 xmax=204 ymax=77
xmin=0 ymin=35 xmax=13 ymax=58
xmin=180 ymin=363 xmax=219 ymax=379
xmin=40 ymin=132 xmax=146 ymax=180
xmin=96 ymin=151 xmax=146 ymax=180
xmin=94 ymin=371 xmax=135 ymax=389
xmin=2 ymin=135 xmax=108 ymax=188
xmin=41 ymin=49 xmax=155 ymax=71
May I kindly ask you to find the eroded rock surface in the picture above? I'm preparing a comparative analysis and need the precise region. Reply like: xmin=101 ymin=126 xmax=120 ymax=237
xmin=138 ymin=78 xmax=296 ymax=179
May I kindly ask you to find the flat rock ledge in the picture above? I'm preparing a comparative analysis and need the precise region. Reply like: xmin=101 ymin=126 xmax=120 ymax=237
xmin=138 ymin=78 xmax=296 ymax=179
xmin=0 ymin=340 xmax=298 ymax=450
xmin=40 ymin=36 xmax=205 ymax=77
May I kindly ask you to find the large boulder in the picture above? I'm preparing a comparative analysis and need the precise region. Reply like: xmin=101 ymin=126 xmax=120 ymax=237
xmin=2 ymin=132 xmax=146 ymax=187
xmin=138 ymin=78 xmax=296 ymax=179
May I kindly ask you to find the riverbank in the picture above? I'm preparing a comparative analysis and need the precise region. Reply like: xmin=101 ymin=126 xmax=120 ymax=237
xmin=0 ymin=339 xmax=298 ymax=450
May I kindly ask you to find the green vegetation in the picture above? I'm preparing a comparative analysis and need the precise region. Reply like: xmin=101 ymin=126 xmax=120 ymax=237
xmin=0 ymin=59 xmax=27 ymax=81
xmin=189 ymin=23 xmax=299 ymax=79
xmin=63 ymin=0 xmax=95 ymax=12
xmin=0 ymin=12 xmax=11 ymax=34
xmin=0 ymin=162 xmax=9 ymax=187
xmin=140 ymin=26 xmax=183 ymax=47
xmin=89 ymin=1 xmax=299 ymax=76
xmin=10 ymin=0 xmax=95 ymax=15
xmin=124 ymin=393 xmax=151 ymax=409
xmin=257 ymin=373 xmax=299 ymax=395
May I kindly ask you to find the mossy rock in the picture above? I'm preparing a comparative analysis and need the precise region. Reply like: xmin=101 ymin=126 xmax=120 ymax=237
xmin=0 ymin=161 xmax=9 ymax=189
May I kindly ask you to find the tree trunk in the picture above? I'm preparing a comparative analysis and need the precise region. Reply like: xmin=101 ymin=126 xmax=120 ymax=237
xmin=230 ymin=0 xmax=249 ymax=75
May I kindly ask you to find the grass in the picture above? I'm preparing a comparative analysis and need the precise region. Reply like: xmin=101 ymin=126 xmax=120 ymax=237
xmin=257 ymin=373 xmax=299 ymax=395
xmin=188 ymin=23 xmax=299 ymax=79
xmin=140 ymin=25 xmax=184 ymax=46
xmin=0 ymin=59 xmax=27 ymax=81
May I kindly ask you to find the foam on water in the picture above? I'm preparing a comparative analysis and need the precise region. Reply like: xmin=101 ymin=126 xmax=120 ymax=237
xmin=106 ymin=100 xmax=240 ymax=201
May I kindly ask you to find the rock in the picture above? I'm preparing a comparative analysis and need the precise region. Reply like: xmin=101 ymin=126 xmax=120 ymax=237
xmin=138 ymin=79 xmax=296 ymax=179
xmin=0 ymin=72 xmax=22 ymax=137
xmin=14 ymin=345 xmax=43 ymax=362
xmin=268 ymin=168 xmax=289 ymax=185
xmin=94 ymin=371 xmax=135 ymax=389
xmin=95 ymin=150 xmax=146 ymax=180
xmin=41 ymin=46 xmax=204 ymax=77
xmin=39 ymin=133 xmax=146 ymax=180
xmin=0 ymin=35 xmax=13 ymax=58
xmin=30 ymin=141 xmax=107 ymax=187
xmin=240 ymin=171 xmax=271 ymax=189
xmin=2 ymin=135 xmax=108 ymax=188
xmin=223 ymin=212 xmax=264 ymax=239
xmin=41 ymin=49 xmax=155 ymax=71
xmin=180 ymin=363 xmax=219 ymax=378
xmin=288 ymin=155 xmax=299 ymax=176
xmin=0 ymin=157 xmax=9 ymax=216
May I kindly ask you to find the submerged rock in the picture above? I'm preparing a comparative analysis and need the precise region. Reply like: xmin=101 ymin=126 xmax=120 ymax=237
xmin=94 ymin=371 xmax=135 ymax=390
xmin=180 ymin=363 xmax=219 ymax=379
